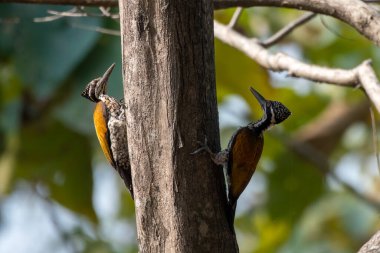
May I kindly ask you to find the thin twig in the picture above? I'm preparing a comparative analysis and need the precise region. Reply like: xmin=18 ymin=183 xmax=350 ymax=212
xmin=99 ymin=6 xmax=110 ymax=15
xmin=260 ymin=12 xmax=317 ymax=47
xmin=214 ymin=20 xmax=357 ymax=86
xmin=0 ymin=0 xmax=118 ymax=7
xmin=215 ymin=0 xmax=380 ymax=47
xmin=227 ymin=7 xmax=243 ymax=29
xmin=33 ymin=7 xmax=78 ymax=22
xmin=357 ymin=60 xmax=380 ymax=114
xmin=48 ymin=8 xmax=89 ymax=17
xmin=5 ymin=0 xmax=380 ymax=46
xmin=71 ymin=22 xmax=120 ymax=35
xmin=2 ymin=0 xmax=380 ymax=8
xmin=98 ymin=7 xmax=119 ymax=19
xmin=34 ymin=7 xmax=119 ymax=22
xmin=98 ymin=6 xmax=119 ymax=19
xmin=370 ymin=107 xmax=380 ymax=174
xmin=214 ymin=0 xmax=380 ymax=9
xmin=34 ymin=14 xmax=64 ymax=22
xmin=4 ymin=0 xmax=378 ymax=7
xmin=34 ymin=7 xmax=84 ymax=22
xmin=214 ymin=21 xmax=380 ymax=114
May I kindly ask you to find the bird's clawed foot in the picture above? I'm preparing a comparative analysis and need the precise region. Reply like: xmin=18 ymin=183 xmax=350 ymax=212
xmin=191 ymin=136 xmax=227 ymax=166
xmin=191 ymin=136 xmax=212 ymax=155
xmin=119 ymin=98 xmax=127 ymax=109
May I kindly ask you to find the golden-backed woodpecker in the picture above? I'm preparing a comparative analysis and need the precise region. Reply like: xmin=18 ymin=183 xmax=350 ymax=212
xmin=81 ymin=64 xmax=133 ymax=198
xmin=193 ymin=87 xmax=290 ymax=226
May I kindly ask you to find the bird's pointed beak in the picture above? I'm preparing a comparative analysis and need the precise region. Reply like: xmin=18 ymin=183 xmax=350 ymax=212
xmin=249 ymin=86 xmax=267 ymax=111
xmin=81 ymin=63 xmax=116 ymax=102
xmin=97 ymin=63 xmax=116 ymax=93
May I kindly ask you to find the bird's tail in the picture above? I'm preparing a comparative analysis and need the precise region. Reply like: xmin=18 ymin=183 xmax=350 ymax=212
xmin=118 ymin=166 xmax=134 ymax=199
xmin=226 ymin=200 xmax=240 ymax=252
xmin=226 ymin=199 xmax=237 ymax=232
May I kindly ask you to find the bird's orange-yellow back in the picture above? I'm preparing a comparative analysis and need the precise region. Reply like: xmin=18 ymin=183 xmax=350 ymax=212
xmin=93 ymin=102 xmax=115 ymax=167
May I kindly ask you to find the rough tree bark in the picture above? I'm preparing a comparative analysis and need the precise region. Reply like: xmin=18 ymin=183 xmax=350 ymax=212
xmin=119 ymin=0 xmax=238 ymax=252
xmin=359 ymin=231 xmax=380 ymax=253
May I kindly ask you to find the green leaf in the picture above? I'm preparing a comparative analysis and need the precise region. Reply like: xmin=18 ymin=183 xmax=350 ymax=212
xmin=264 ymin=136 xmax=324 ymax=223
xmin=55 ymin=32 xmax=123 ymax=134
xmin=215 ymin=39 xmax=271 ymax=114
xmin=14 ymin=119 xmax=97 ymax=222
xmin=0 ymin=4 xmax=102 ymax=99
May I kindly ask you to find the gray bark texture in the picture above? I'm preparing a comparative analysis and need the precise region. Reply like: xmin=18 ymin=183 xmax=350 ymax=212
xmin=358 ymin=231 xmax=380 ymax=253
xmin=118 ymin=0 xmax=239 ymax=252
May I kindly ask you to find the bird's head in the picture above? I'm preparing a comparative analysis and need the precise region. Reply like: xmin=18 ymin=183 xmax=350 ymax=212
xmin=81 ymin=63 xmax=115 ymax=102
xmin=249 ymin=86 xmax=291 ymax=130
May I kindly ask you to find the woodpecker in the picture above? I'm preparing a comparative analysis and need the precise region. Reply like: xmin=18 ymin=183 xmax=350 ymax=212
xmin=193 ymin=87 xmax=290 ymax=226
xmin=81 ymin=64 xmax=133 ymax=198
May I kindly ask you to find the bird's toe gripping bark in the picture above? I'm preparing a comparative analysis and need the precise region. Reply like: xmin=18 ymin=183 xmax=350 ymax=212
xmin=191 ymin=136 xmax=212 ymax=155
xmin=191 ymin=136 xmax=227 ymax=166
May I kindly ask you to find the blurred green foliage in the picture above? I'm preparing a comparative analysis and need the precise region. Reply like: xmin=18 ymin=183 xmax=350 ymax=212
xmin=0 ymin=4 xmax=379 ymax=253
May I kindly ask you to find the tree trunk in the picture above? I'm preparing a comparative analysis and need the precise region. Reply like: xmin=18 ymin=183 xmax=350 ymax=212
xmin=119 ymin=0 xmax=238 ymax=252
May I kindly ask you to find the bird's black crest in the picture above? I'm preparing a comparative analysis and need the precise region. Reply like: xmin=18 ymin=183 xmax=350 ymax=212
xmin=81 ymin=63 xmax=116 ymax=103
xmin=81 ymin=78 xmax=101 ymax=102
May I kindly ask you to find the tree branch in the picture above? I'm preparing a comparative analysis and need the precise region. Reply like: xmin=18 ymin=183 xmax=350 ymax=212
xmin=357 ymin=63 xmax=380 ymax=114
xmin=370 ymin=107 xmax=380 ymax=174
xmin=214 ymin=20 xmax=380 ymax=114
xmin=227 ymin=7 xmax=243 ymax=29
xmin=358 ymin=230 xmax=380 ymax=253
xmin=4 ymin=0 xmax=380 ymax=46
xmin=0 ymin=0 xmax=118 ymax=7
xmin=214 ymin=0 xmax=380 ymax=46
xmin=260 ymin=12 xmax=316 ymax=48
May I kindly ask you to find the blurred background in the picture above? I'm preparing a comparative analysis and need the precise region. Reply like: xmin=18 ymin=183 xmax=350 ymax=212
xmin=0 ymin=4 xmax=380 ymax=253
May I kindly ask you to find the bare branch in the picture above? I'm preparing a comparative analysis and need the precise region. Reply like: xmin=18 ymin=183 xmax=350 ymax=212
xmin=99 ymin=6 xmax=119 ymax=19
xmin=227 ymin=7 xmax=243 ymax=29
xmin=4 ymin=0 xmax=380 ymax=46
xmin=34 ymin=6 xmax=78 ymax=22
xmin=5 ymin=0 xmax=378 ymax=8
xmin=214 ymin=20 xmax=357 ymax=85
xmin=71 ymin=22 xmax=120 ymax=35
xmin=214 ymin=20 xmax=380 ymax=114
xmin=370 ymin=107 xmax=380 ymax=174
xmin=260 ymin=12 xmax=316 ymax=48
xmin=34 ymin=6 xmax=119 ymax=22
xmin=214 ymin=0 xmax=380 ymax=46
xmin=358 ymin=230 xmax=380 ymax=253
xmin=357 ymin=61 xmax=380 ymax=113
xmin=47 ymin=8 xmax=89 ymax=17
xmin=34 ymin=13 xmax=64 ymax=22
xmin=0 ymin=0 xmax=118 ymax=7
